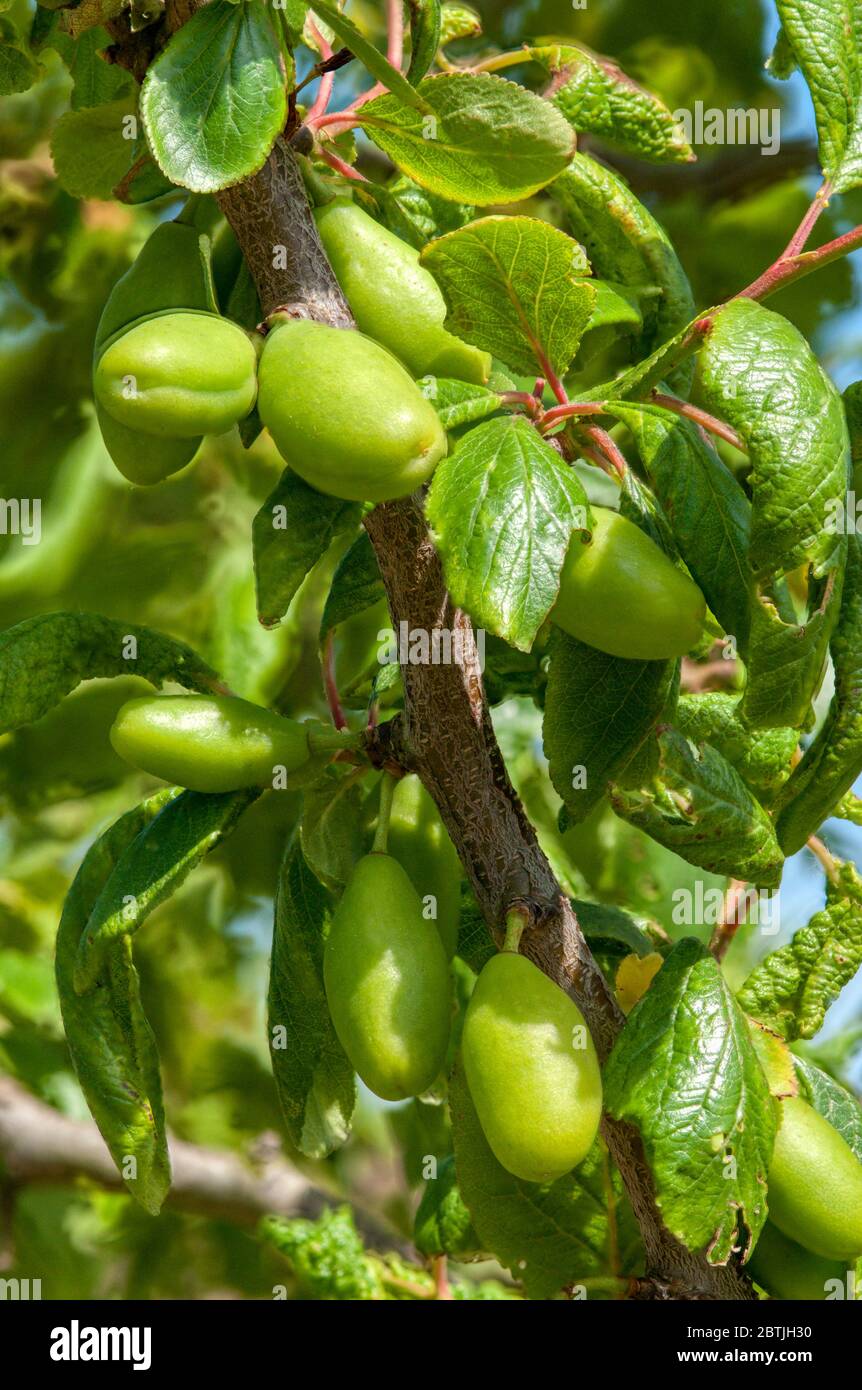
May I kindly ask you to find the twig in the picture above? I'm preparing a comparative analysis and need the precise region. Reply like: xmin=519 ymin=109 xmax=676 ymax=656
xmin=807 ymin=834 xmax=839 ymax=883
xmin=499 ymin=390 xmax=543 ymax=419
xmin=579 ymin=424 xmax=628 ymax=479
xmin=319 ymin=146 xmax=369 ymax=182
xmin=387 ymin=0 xmax=404 ymax=69
xmin=709 ymin=879 xmax=750 ymax=962
xmin=305 ymin=20 xmax=335 ymax=125
xmin=650 ymin=392 xmax=746 ymax=453
xmin=578 ymin=443 xmax=620 ymax=479
xmin=323 ymin=630 xmax=349 ymax=730
xmin=780 ymin=179 xmax=832 ymax=258
xmin=541 ymin=401 xmax=607 ymax=429
xmin=432 ymin=1255 xmax=453 ymax=1300
xmin=738 ymin=217 xmax=862 ymax=302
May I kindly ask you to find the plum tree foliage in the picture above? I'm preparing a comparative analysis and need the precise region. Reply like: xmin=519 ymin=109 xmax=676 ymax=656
xmin=2 ymin=0 xmax=862 ymax=1303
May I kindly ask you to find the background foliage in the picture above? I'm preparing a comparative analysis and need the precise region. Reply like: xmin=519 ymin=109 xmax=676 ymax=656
xmin=1 ymin=0 xmax=861 ymax=1299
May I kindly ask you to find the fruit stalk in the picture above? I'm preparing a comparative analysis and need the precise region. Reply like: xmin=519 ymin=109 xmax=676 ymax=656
xmin=372 ymin=771 xmax=397 ymax=853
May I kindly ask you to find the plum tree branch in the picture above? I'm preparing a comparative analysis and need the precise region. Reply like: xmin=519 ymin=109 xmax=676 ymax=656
xmin=0 ymin=1076 xmax=403 ymax=1250
xmin=119 ymin=3 xmax=753 ymax=1299
xmin=219 ymin=145 xmax=752 ymax=1301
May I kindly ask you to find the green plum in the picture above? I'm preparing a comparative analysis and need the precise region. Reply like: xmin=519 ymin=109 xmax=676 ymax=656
xmin=462 ymin=951 xmax=602 ymax=1183
xmin=384 ymin=774 xmax=462 ymax=958
xmin=747 ymin=1220 xmax=847 ymax=1300
xmin=257 ymin=319 xmax=447 ymax=502
xmin=767 ymin=1097 xmax=862 ymax=1262
xmin=94 ymin=311 xmax=257 ymax=439
xmin=552 ymin=506 xmax=706 ymax=660
xmin=110 ymin=694 xmax=311 ymax=793
xmin=315 ymin=197 xmax=491 ymax=384
xmin=323 ymin=853 xmax=451 ymax=1101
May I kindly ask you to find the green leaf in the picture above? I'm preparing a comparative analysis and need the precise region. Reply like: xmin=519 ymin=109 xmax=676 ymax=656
xmin=774 ymin=0 xmax=862 ymax=194
xmin=267 ymin=840 xmax=355 ymax=1158
xmin=594 ymin=320 xmax=701 ymax=405
xmin=610 ymin=727 xmax=784 ymax=889
xmin=835 ymin=790 xmax=862 ymax=825
xmin=776 ymin=537 xmax=862 ymax=853
xmin=553 ymin=153 xmax=695 ymax=391
xmin=420 ymin=215 xmax=594 ymax=378
xmin=794 ymin=1056 xmax=862 ymax=1161
xmin=261 ymin=1206 xmax=379 ymax=1298
xmin=676 ymin=694 xmax=797 ymax=803
xmin=406 ymin=0 xmax=442 ymax=84
xmin=534 ymin=43 xmax=693 ymax=164
xmin=50 ymin=97 xmax=138 ymax=200
xmin=845 ymin=379 xmax=862 ymax=473
xmin=414 ymin=1153 xmax=482 ymax=1260
xmin=605 ymin=938 xmax=774 ymax=1262
xmin=617 ymin=465 xmax=680 ymax=558
xmin=359 ymin=72 xmax=576 ymax=205
xmin=695 ymin=298 xmax=849 ymax=585
xmin=34 ymin=20 xmax=133 ymax=109
xmin=141 ymin=0 xmax=287 ymax=193
xmin=389 ymin=1096 xmax=452 ymax=1187
xmin=582 ymin=279 xmax=645 ymax=335
xmin=482 ymin=632 xmax=547 ymax=706
xmin=741 ymin=570 xmax=844 ymax=732
xmin=0 ymin=19 xmax=39 ymax=95
xmin=426 ymin=416 xmax=590 ymax=652
xmin=74 ymin=789 xmax=258 ymax=993
xmin=767 ymin=25 xmax=798 ymax=80
xmin=738 ymin=860 xmax=862 ymax=1040
xmin=282 ymin=0 xmax=309 ymax=44
xmin=253 ymin=468 xmax=361 ymax=628
xmin=695 ymin=298 xmax=849 ymax=729
xmin=319 ymin=531 xmax=385 ymax=640
xmin=607 ymin=404 xmax=752 ymax=650
xmin=0 ymin=612 xmax=221 ymax=734
xmin=543 ymin=627 xmax=676 ymax=825
xmin=300 ymin=767 xmax=365 ymax=891
xmin=450 ymin=1064 xmax=639 ymax=1296
xmin=571 ymin=899 xmax=656 ymax=959
xmin=95 ymin=220 xmax=219 ymax=359
xmin=310 ymin=0 xmax=431 ymax=111
xmin=367 ymin=171 xmax=475 ymax=249
xmin=56 ymin=791 xmax=174 ymax=1214
xmin=417 ymin=374 xmax=503 ymax=429
xmin=456 ymin=885 xmax=495 ymax=974
xmin=439 ymin=2 xmax=481 ymax=47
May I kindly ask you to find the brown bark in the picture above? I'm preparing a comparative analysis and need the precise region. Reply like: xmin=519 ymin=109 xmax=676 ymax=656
xmin=216 ymin=140 xmax=354 ymax=327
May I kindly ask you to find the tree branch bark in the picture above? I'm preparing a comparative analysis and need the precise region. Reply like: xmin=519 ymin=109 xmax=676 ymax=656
xmin=0 ymin=1077 xmax=403 ymax=1251
xmin=220 ymin=137 xmax=752 ymax=1299
xmin=101 ymin=5 xmax=754 ymax=1298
